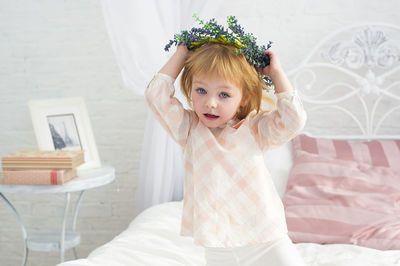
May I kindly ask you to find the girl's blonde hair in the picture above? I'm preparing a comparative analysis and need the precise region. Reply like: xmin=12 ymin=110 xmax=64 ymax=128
xmin=180 ymin=43 xmax=274 ymax=120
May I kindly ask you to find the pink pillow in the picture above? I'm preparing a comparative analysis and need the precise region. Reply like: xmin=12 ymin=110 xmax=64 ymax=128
xmin=283 ymin=135 xmax=400 ymax=250
xmin=292 ymin=134 xmax=400 ymax=170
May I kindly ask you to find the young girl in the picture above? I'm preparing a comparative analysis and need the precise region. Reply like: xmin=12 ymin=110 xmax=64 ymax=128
xmin=145 ymin=42 xmax=307 ymax=265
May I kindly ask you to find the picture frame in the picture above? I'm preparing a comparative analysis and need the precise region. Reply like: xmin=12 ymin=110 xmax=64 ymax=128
xmin=28 ymin=97 xmax=101 ymax=169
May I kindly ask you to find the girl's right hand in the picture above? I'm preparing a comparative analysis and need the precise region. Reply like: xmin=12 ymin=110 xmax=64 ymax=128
xmin=159 ymin=45 xmax=192 ymax=79
xmin=176 ymin=45 xmax=192 ymax=61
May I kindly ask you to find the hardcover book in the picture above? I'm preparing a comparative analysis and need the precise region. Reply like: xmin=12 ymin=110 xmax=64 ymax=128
xmin=1 ymin=150 xmax=84 ymax=170
xmin=0 ymin=169 xmax=77 ymax=185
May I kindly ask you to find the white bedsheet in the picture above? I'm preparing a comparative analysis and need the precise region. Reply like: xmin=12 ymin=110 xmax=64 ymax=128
xmin=58 ymin=201 xmax=400 ymax=266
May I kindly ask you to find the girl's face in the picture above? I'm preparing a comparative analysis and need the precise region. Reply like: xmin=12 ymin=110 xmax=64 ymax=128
xmin=191 ymin=75 xmax=243 ymax=128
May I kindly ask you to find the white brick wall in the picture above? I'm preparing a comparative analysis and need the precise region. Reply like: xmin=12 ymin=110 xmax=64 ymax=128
xmin=0 ymin=1 xmax=145 ymax=265
xmin=0 ymin=1 xmax=398 ymax=265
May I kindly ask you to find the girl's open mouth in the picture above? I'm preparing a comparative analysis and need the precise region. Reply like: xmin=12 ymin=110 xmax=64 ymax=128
xmin=204 ymin=113 xmax=219 ymax=120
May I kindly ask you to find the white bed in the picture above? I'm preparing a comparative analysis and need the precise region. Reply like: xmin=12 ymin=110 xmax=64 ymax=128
xmin=58 ymin=201 xmax=400 ymax=266
xmin=58 ymin=23 xmax=400 ymax=266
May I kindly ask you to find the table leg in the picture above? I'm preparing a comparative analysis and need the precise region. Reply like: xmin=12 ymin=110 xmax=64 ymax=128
xmin=72 ymin=190 xmax=85 ymax=259
xmin=0 ymin=192 xmax=29 ymax=266
xmin=60 ymin=192 xmax=71 ymax=263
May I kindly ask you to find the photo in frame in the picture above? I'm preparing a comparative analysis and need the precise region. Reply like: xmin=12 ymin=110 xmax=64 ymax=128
xmin=28 ymin=97 xmax=101 ymax=169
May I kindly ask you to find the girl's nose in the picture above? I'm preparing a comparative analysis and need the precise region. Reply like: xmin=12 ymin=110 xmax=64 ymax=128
xmin=206 ymin=97 xmax=217 ymax=109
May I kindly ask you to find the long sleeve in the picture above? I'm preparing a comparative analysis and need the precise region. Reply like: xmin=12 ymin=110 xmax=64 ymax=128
xmin=145 ymin=73 xmax=194 ymax=147
xmin=251 ymin=89 xmax=307 ymax=151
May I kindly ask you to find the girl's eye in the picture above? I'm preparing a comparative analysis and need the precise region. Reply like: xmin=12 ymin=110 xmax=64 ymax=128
xmin=196 ymin=88 xmax=206 ymax=94
xmin=220 ymin=92 xmax=230 ymax=99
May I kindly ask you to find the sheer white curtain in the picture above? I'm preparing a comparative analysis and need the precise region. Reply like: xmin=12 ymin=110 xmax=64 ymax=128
xmin=100 ymin=0 xmax=223 ymax=215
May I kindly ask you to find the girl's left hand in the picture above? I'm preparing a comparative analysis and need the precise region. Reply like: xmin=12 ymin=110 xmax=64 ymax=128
xmin=261 ymin=50 xmax=283 ymax=79
xmin=260 ymin=50 xmax=294 ymax=93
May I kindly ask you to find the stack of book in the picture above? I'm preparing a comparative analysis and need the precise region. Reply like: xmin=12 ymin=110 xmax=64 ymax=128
xmin=1 ymin=150 xmax=85 ymax=185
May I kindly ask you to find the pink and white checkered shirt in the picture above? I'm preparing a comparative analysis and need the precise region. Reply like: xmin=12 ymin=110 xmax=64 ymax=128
xmin=146 ymin=73 xmax=306 ymax=248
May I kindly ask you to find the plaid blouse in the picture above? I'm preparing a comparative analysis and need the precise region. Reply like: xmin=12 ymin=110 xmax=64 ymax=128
xmin=146 ymin=73 xmax=306 ymax=247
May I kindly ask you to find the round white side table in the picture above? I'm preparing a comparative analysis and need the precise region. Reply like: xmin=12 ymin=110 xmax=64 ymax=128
xmin=0 ymin=165 xmax=116 ymax=266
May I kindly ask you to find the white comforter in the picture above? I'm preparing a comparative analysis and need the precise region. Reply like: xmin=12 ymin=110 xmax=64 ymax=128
xmin=58 ymin=201 xmax=400 ymax=266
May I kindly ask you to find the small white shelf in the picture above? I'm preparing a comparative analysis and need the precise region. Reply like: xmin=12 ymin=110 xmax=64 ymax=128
xmin=0 ymin=165 xmax=116 ymax=265
xmin=27 ymin=230 xmax=80 ymax=252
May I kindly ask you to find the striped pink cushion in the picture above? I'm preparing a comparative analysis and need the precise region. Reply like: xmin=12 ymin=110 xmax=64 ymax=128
xmin=292 ymin=134 xmax=400 ymax=170
xmin=283 ymin=135 xmax=400 ymax=250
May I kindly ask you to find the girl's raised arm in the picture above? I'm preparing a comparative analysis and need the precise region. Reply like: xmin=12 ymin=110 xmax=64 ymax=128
xmin=252 ymin=51 xmax=306 ymax=151
xmin=159 ymin=45 xmax=191 ymax=79
xmin=145 ymin=45 xmax=194 ymax=147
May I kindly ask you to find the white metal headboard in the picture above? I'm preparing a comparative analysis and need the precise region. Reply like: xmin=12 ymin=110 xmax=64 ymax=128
xmin=288 ymin=23 xmax=400 ymax=140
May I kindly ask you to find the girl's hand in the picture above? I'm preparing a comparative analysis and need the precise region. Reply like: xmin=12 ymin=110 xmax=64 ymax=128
xmin=159 ymin=45 xmax=192 ymax=80
xmin=261 ymin=50 xmax=283 ymax=79
xmin=260 ymin=50 xmax=294 ymax=93
xmin=176 ymin=45 xmax=193 ymax=61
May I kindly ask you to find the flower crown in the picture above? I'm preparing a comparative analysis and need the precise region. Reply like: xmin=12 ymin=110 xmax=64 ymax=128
xmin=164 ymin=14 xmax=273 ymax=87
xmin=165 ymin=14 xmax=272 ymax=68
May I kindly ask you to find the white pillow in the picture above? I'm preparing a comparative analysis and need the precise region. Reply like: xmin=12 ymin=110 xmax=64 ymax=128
xmin=264 ymin=141 xmax=293 ymax=198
